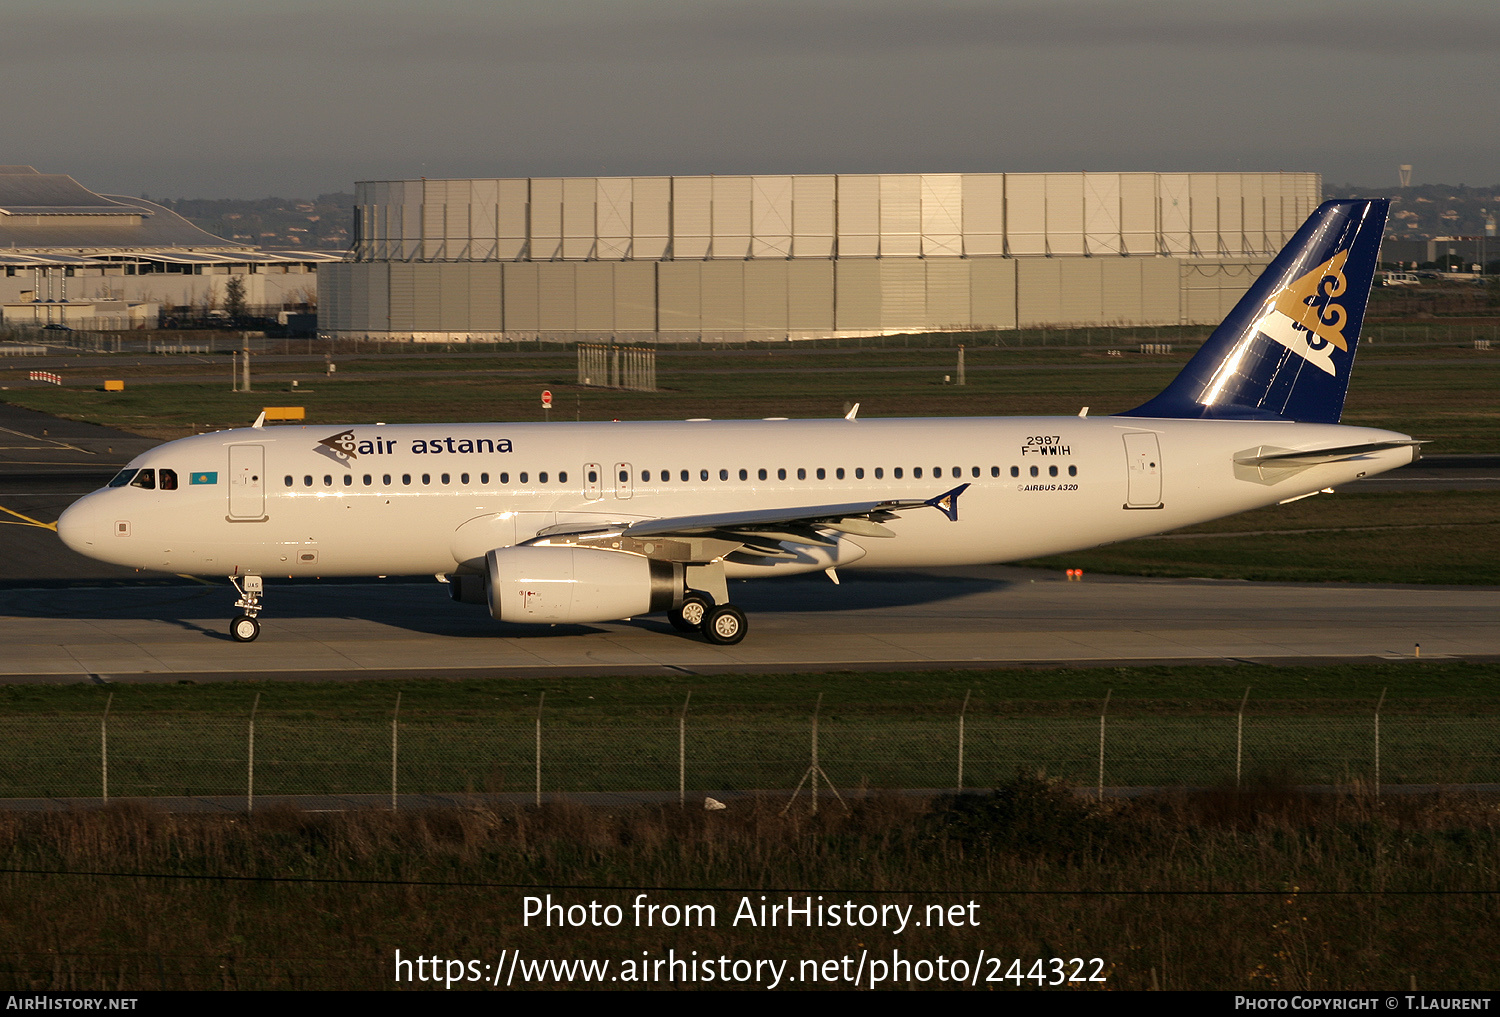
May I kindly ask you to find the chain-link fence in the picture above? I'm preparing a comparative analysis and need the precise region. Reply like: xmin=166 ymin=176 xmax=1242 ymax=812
xmin=2 ymin=694 xmax=1495 ymax=807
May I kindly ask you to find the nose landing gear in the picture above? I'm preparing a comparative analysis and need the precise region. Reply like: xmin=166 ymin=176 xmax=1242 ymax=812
xmin=228 ymin=574 xmax=263 ymax=642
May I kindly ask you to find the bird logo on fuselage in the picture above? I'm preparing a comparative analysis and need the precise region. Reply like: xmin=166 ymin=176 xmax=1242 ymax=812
xmin=318 ymin=430 xmax=359 ymax=459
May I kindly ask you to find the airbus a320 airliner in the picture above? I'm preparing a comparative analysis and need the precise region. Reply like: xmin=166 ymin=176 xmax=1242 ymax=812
xmin=58 ymin=199 xmax=1416 ymax=646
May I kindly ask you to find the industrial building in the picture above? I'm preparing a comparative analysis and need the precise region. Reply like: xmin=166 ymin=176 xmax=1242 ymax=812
xmin=0 ymin=166 xmax=338 ymax=329
xmin=319 ymin=171 xmax=1321 ymax=342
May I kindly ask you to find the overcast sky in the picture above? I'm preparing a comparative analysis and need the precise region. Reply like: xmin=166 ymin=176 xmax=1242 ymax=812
xmin=5 ymin=0 xmax=1497 ymax=199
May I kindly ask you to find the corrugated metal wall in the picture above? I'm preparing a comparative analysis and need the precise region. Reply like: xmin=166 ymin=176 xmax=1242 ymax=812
xmin=327 ymin=171 xmax=1318 ymax=339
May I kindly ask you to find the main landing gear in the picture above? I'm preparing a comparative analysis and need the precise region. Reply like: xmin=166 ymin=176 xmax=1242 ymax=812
xmin=228 ymin=574 xmax=264 ymax=642
xmin=667 ymin=592 xmax=747 ymax=646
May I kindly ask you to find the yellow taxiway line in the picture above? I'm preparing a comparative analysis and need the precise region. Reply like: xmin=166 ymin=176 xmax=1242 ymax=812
xmin=0 ymin=504 xmax=56 ymax=531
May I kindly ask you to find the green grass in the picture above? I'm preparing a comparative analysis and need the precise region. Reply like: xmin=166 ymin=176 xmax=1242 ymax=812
xmin=4 ymin=663 xmax=1498 ymax=800
xmin=1021 ymin=490 xmax=1500 ymax=584
xmin=5 ymin=344 xmax=1499 ymax=450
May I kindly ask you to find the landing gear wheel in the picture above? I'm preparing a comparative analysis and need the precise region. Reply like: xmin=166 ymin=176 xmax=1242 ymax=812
xmin=669 ymin=594 xmax=711 ymax=632
xmin=701 ymin=604 xmax=747 ymax=645
xmin=230 ymin=614 xmax=260 ymax=643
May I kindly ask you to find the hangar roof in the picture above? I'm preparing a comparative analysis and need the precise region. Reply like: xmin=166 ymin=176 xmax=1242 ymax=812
xmin=0 ymin=168 xmax=252 ymax=252
xmin=0 ymin=172 xmax=139 ymax=216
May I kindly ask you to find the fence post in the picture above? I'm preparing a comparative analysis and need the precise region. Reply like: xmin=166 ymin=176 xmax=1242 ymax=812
xmin=248 ymin=692 xmax=260 ymax=814
xmin=535 ymin=691 xmax=545 ymax=807
xmin=1374 ymin=688 xmax=1387 ymax=798
xmin=101 ymin=692 xmax=113 ymax=803
xmin=1098 ymin=690 xmax=1111 ymax=801
xmin=679 ymin=691 xmax=691 ymax=807
xmin=1236 ymin=687 xmax=1251 ymax=788
xmin=956 ymin=690 xmax=970 ymax=792
xmin=812 ymin=693 xmax=820 ymax=814
xmin=781 ymin=692 xmax=847 ymax=815
xmin=391 ymin=692 xmax=400 ymax=812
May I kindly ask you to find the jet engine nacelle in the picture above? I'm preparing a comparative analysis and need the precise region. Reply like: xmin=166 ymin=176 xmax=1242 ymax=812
xmin=485 ymin=546 xmax=685 ymax=624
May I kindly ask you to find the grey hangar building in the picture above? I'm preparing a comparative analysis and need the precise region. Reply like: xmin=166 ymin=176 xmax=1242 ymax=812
xmin=318 ymin=171 xmax=1322 ymax=343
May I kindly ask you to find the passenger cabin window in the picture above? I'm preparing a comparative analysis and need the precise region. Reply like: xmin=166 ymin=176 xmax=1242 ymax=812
xmin=480 ymin=473 xmax=490 ymax=484
xmin=836 ymin=468 xmax=845 ymax=480
xmin=441 ymin=473 xmax=450 ymax=485
xmin=129 ymin=469 xmax=156 ymax=490
xmin=343 ymin=475 xmax=353 ymax=487
xmin=421 ymin=473 xmax=431 ymax=485
xmin=719 ymin=469 xmax=728 ymax=481
xmin=324 ymin=475 xmax=333 ymax=487
xmin=739 ymin=469 xmax=748 ymax=481
xmin=382 ymin=474 xmax=392 ymax=485
xmin=778 ymin=468 xmax=787 ymax=480
xmin=519 ymin=472 xmax=529 ymax=484
xmin=893 ymin=468 xmax=902 ymax=479
xmin=758 ymin=469 xmax=767 ymax=480
xmin=284 ymin=475 xmax=294 ymax=487
xmin=1029 ymin=466 xmax=1039 ymax=477
xmin=538 ymin=472 xmax=548 ymax=484
xmin=855 ymin=468 xmax=864 ymax=479
xmin=874 ymin=468 xmax=884 ymax=479
xmin=159 ymin=469 xmax=178 ymax=490
xmin=680 ymin=470 xmax=689 ymax=482
xmin=816 ymin=468 xmax=825 ymax=480
xmin=302 ymin=475 xmax=313 ymax=487
xmin=914 ymin=467 xmax=923 ymax=479
xmin=796 ymin=468 xmax=806 ymax=480
xmin=1010 ymin=466 xmax=1019 ymax=477
xmin=402 ymin=474 xmax=412 ymax=485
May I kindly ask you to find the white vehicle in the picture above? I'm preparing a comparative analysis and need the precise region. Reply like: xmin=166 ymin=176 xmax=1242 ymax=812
xmin=58 ymin=200 xmax=1416 ymax=646
xmin=1381 ymin=272 xmax=1420 ymax=287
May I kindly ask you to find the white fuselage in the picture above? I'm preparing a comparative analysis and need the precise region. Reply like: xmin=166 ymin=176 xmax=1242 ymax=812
xmin=57 ymin=415 xmax=1415 ymax=580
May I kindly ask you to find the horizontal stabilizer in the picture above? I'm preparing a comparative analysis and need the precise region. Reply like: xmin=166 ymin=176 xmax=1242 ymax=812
xmin=1234 ymin=440 xmax=1422 ymax=468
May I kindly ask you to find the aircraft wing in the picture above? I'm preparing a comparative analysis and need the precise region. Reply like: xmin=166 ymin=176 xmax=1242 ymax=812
xmin=530 ymin=484 xmax=971 ymax=546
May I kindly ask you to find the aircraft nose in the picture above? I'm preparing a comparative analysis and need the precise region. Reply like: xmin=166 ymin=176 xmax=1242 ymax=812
xmin=56 ymin=496 xmax=98 ymax=555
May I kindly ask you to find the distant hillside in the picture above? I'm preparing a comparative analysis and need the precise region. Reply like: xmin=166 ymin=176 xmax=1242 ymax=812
xmin=152 ymin=192 xmax=354 ymax=251
xmin=1327 ymin=183 xmax=1500 ymax=240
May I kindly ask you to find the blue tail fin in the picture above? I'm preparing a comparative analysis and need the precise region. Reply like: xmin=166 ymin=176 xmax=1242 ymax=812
xmin=1121 ymin=198 xmax=1388 ymax=424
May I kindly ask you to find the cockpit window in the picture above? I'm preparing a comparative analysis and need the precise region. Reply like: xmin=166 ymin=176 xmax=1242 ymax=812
xmin=107 ymin=469 xmax=138 ymax=488
xmin=159 ymin=469 xmax=178 ymax=490
xmin=129 ymin=469 xmax=156 ymax=490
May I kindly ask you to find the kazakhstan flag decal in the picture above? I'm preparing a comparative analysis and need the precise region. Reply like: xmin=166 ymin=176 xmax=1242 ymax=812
xmin=190 ymin=472 xmax=218 ymax=485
